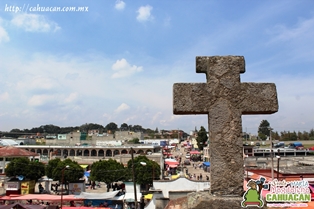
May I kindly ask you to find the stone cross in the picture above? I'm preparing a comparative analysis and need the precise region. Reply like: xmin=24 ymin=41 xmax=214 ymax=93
xmin=173 ymin=56 xmax=278 ymax=196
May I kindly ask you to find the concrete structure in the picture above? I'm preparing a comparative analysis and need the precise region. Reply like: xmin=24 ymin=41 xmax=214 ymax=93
xmin=173 ymin=56 xmax=278 ymax=208
xmin=45 ymin=131 xmax=143 ymax=146
xmin=145 ymin=177 xmax=210 ymax=209
xmin=17 ymin=144 xmax=161 ymax=159
xmin=0 ymin=146 xmax=39 ymax=173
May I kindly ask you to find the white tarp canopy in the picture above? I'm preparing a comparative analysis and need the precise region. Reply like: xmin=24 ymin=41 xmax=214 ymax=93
xmin=123 ymin=193 xmax=142 ymax=202
xmin=75 ymin=191 xmax=119 ymax=200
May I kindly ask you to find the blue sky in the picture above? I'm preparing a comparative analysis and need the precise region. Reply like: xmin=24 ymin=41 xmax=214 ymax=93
xmin=1 ymin=0 xmax=314 ymax=135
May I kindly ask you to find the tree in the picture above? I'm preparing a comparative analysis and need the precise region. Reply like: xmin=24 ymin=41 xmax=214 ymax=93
xmin=196 ymin=126 xmax=208 ymax=150
xmin=79 ymin=123 xmax=104 ymax=133
xmin=46 ymin=158 xmax=61 ymax=179
xmin=46 ymin=158 xmax=84 ymax=183
xmin=127 ymin=155 xmax=161 ymax=185
xmin=40 ymin=124 xmax=61 ymax=134
xmin=258 ymin=120 xmax=270 ymax=140
xmin=5 ymin=157 xmax=45 ymax=181
xmin=104 ymin=122 xmax=118 ymax=133
xmin=127 ymin=138 xmax=140 ymax=144
xmin=132 ymin=125 xmax=143 ymax=132
xmin=89 ymin=159 xmax=127 ymax=185
xmin=120 ymin=123 xmax=129 ymax=131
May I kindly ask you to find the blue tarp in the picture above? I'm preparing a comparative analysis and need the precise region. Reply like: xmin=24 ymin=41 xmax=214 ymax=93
xmin=160 ymin=141 xmax=167 ymax=146
xmin=203 ymin=162 xmax=210 ymax=167
xmin=84 ymin=171 xmax=90 ymax=177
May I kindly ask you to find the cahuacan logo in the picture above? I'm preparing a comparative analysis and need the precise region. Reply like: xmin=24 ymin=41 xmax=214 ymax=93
xmin=242 ymin=177 xmax=312 ymax=208
xmin=242 ymin=177 xmax=268 ymax=208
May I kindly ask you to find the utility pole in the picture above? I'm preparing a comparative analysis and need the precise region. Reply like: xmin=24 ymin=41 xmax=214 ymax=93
xmin=276 ymin=149 xmax=280 ymax=180
xmin=131 ymin=147 xmax=138 ymax=209
xmin=269 ymin=127 xmax=274 ymax=180
xmin=245 ymin=127 xmax=247 ymax=142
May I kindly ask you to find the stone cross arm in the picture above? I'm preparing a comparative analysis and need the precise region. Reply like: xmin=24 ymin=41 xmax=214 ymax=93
xmin=173 ymin=82 xmax=278 ymax=115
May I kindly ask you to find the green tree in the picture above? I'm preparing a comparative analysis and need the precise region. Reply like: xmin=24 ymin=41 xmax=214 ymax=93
xmin=79 ymin=123 xmax=104 ymax=133
xmin=132 ymin=125 xmax=143 ymax=132
xmin=309 ymin=129 xmax=314 ymax=140
xmin=128 ymin=138 xmax=140 ymax=144
xmin=258 ymin=120 xmax=270 ymax=140
xmin=40 ymin=124 xmax=61 ymax=134
xmin=127 ymin=155 xmax=161 ymax=185
xmin=5 ymin=157 xmax=45 ymax=181
xmin=8 ymin=129 xmax=23 ymax=138
xmin=46 ymin=158 xmax=61 ymax=179
xmin=120 ymin=123 xmax=129 ymax=131
xmin=46 ymin=158 xmax=84 ymax=183
xmin=105 ymin=122 xmax=118 ymax=133
xmin=196 ymin=126 xmax=208 ymax=150
xmin=90 ymin=159 xmax=127 ymax=185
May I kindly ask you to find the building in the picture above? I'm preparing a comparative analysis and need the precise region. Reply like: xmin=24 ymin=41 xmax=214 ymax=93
xmin=45 ymin=131 xmax=143 ymax=146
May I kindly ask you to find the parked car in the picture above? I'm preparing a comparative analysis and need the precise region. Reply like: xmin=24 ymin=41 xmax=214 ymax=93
xmin=255 ymin=142 xmax=261 ymax=147
xmin=273 ymin=142 xmax=285 ymax=148
xmin=288 ymin=142 xmax=304 ymax=150
xmin=184 ymin=159 xmax=191 ymax=165
xmin=186 ymin=153 xmax=190 ymax=159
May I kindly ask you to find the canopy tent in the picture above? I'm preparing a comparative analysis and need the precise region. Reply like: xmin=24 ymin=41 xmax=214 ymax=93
xmin=190 ymin=150 xmax=201 ymax=155
xmin=164 ymin=158 xmax=177 ymax=162
xmin=165 ymin=161 xmax=179 ymax=165
xmin=10 ymin=194 xmax=82 ymax=201
xmin=84 ymin=171 xmax=90 ymax=177
xmin=75 ymin=191 xmax=119 ymax=200
xmin=123 ymin=193 xmax=142 ymax=202
xmin=249 ymin=174 xmax=271 ymax=182
xmin=203 ymin=162 xmax=210 ymax=167
xmin=0 ymin=203 xmax=45 ymax=209
xmin=63 ymin=207 xmax=110 ymax=209
xmin=0 ymin=195 xmax=18 ymax=200
xmin=80 ymin=165 xmax=89 ymax=169
xmin=144 ymin=194 xmax=153 ymax=199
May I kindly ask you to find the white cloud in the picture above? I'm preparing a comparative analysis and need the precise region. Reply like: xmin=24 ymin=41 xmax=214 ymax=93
xmin=269 ymin=16 xmax=314 ymax=42
xmin=11 ymin=13 xmax=60 ymax=32
xmin=111 ymin=58 xmax=143 ymax=78
xmin=115 ymin=0 xmax=125 ymax=10
xmin=65 ymin=93 xmax=78 ymax=103
xmin=27 ymin=94 xmax=55 ymax=107
xmin=115 ymin=103 xmax=130 ymax=113
xmin=136 ymin=5 xmax=153 ymax=22
xmin=152 ymin=112 xmax=162 ymax=124
xmin=0 ymin=92 xmax=9 ymax=101
xmin=0 ymin=18 xmax=9 ymax=43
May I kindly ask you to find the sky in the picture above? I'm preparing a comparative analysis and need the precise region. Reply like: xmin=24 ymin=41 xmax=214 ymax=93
xmin=1 ymin=0 xmax=314 ymax=135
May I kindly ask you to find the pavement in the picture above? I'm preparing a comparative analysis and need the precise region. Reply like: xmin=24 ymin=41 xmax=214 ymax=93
xmin=168 ymin=146 xmax=209 ymax=181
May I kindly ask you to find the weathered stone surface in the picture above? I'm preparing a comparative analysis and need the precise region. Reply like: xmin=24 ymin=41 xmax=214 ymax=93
xmin=187 ymin=192 xmax=244 ymax=209
xmin=173 ymin=56 xmax=278 ymax=197
xmin=173 ymin=192 xmax=269 ymax=209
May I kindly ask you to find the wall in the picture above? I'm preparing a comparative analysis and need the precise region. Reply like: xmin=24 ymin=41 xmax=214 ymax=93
xmin=46 ymin=131 xmax=143 ymax=146
xmin=153 ymin=177 xmax=210 ymax=198
xmin=244 ymin=156 xmax=314 ymax=168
